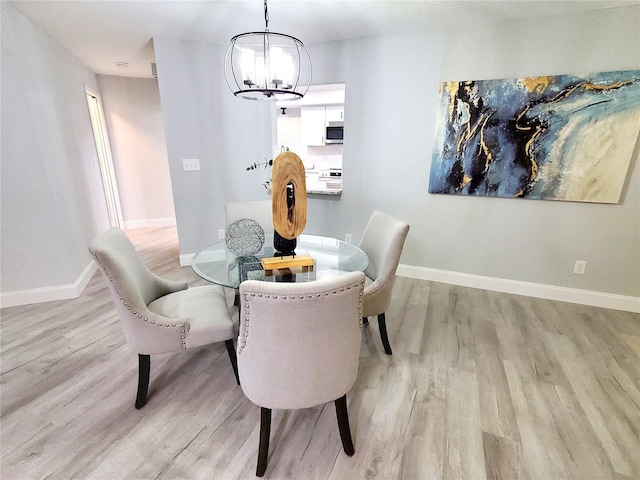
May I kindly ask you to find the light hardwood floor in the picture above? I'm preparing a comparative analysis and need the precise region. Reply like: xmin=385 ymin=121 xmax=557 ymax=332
xmin=1 ymin=226 xmax=639 ymax=479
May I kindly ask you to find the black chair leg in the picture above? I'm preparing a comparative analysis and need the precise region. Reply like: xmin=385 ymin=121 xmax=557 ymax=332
xmin=362 ymin=316 xmax=369 ymax=325
xmin=335 ymin=394 xmax=355 ymax=456
xmin=225 ymin=340 xmax=240 ymax=385
xmin=378 ymin=313 xmax=392 ymax=355
xmin=234 ymin=290 xmax=241 ymax=323
xmin=257 ymin=407 xmax=272 ymax=477
xmin=135 ymin=354 xmax=150 ymax=409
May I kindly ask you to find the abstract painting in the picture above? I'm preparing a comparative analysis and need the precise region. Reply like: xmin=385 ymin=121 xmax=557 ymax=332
xmin=429 ymin=70 xmax=640 ymax=203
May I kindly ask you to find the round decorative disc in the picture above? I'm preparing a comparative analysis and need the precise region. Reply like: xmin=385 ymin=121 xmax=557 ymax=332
xmin=225 ymin=218 xmax=265 ymax=256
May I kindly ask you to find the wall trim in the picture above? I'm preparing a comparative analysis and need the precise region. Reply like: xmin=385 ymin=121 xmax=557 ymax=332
xmin=180 ymin=253 xmax=195 ymax=267
xmin=1 ymin=261 xmax=98 ymax=308
xmin=397 ymin=264 xmax=640 ymax=314
xmin=124 ymin=217 xmax=176 ymax=229
xmin=4 ymin=259 xmax=635 ymax=313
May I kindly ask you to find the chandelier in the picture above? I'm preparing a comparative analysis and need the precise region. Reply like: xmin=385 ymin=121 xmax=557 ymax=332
xmin=224 ymin=0 xmax=312 ymax=101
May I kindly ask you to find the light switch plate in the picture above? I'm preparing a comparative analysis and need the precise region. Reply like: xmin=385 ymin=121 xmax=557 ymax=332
xmin=182 ymin=158 xmax=200 ymax=171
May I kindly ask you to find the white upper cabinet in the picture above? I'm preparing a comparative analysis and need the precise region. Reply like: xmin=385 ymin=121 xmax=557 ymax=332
xmin=282 ymin=84 xmax=346 ymax=146
xmin=325 ymin=105 xmax=344 ymax=122
xmin=301 ymin=105 xmax=345 ymax=146
xmin=301 ymin=106 xmax=328 ymax=146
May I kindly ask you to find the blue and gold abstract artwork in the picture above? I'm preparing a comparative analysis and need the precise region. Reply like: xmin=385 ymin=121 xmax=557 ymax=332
xmin=429 ymin=71 xmax=640 ymax=203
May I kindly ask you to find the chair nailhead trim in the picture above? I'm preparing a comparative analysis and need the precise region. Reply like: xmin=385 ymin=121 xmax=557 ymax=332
xmin=358 ymin=279 xmax=364 ymax=328
xmin=238 ymin=278 xmax=366 ymax=353
xmin=239 ymin=292 xmax=250 ymax=353
xmin=364 ymin=271 xmax=396 ymax=297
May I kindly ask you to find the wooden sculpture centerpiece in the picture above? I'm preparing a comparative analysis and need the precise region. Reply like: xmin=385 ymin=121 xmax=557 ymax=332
xmin=271 ymin=151 xmax=307 ymax=256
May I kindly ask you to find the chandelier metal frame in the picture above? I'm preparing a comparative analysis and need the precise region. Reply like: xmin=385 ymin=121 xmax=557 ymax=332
xmin=224 ymin=0 xmax=312 ymax=101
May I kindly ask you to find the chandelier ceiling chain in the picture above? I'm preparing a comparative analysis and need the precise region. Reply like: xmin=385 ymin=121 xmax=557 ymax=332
xmin=224 ymin=0 xmax=312 ymax=101
xmin=264 ymin=0 xmax=269 ymax=31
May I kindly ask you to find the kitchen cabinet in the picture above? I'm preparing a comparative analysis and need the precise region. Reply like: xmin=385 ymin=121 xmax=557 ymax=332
xmin=325 ymin=105 xmax=344 ymax=122
xmin=300 ymin=106 xmax=326 ymax=146
xmin=301 ymin=105 xmax=344 ymax=146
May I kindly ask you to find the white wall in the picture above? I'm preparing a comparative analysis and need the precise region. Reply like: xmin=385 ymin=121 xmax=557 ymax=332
xmin=96 ymin=75 xmax=176 ymax=228
xmin=153 ymin=37 xmax=273 ymax=255
xmin=156 ymin=5 xmax=639 ymax=300
xmin=1 ymin=2 xmax=104 ymax=296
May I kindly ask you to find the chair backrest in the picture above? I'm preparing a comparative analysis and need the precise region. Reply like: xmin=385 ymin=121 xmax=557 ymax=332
xmin=89 ymin=228 xmax=164 ymax=308
xmin=225 ymin=201 xmax=273 ymax=235
xmin=238 ymin=271 xmax=365 ymax=410
xmin=89 ymin=228 xmax=188 ymax=353
xmin=358 ymin=210 xmax=410 ymax=313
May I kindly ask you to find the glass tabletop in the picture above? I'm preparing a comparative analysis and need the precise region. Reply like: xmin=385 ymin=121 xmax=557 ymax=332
xmin=191 ymin=234 xmax=369 ymax=288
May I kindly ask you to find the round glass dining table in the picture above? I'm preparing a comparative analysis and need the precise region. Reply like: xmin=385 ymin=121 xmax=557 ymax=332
xmin=191 ymin=234 xmax=369 ymax=288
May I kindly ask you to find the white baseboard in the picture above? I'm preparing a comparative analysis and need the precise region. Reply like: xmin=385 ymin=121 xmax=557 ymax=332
xmin=180 ymin=249 xmax=225 ymax=267
xmin=180 ymin=253 xmax=195 ymax=267
xmin=4 ymin=258 xmax=636 ymax=313
xmin=397 ymin=264 xmax=640 ymax=313
xmin=1 ymin=261 xmax=98 ymax=308
xmin=124 ymin=217 xmax=176 ymax=229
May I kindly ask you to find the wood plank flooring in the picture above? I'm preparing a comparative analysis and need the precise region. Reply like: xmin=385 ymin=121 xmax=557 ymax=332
xmin=1 ymin=226 xmax=638 ymax=479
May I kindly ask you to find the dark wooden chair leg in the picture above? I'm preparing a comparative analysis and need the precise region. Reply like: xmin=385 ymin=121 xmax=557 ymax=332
xmin=135 ymin=354 xmax=150 ymax=409
xmin=335 ymin=394 xmax=355 ymax=456
xmin=378 ymin=313 xmax=392 ymax=355
xmin=257 ymin=407 xmax=272 ymax=477
xmin=234 ymin=290 xmax=241 ymax=323
xmin=225 ymin=340 xmax=240 ymax=385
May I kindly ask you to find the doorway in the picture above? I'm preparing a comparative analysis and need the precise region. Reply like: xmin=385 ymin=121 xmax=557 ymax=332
xmin=86 ymin=87 xmax=123 ymax=228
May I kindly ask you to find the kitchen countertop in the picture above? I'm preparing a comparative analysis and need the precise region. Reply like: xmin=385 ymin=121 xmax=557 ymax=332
xmin=307 ymin=188 xmax=342 ymax=195
xmin=305 ymin=170 xmax=342 ymax=195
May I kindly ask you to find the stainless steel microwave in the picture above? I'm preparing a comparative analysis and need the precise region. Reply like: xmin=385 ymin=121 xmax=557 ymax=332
xmin=325 ymin=121 xmax=344 ymax=144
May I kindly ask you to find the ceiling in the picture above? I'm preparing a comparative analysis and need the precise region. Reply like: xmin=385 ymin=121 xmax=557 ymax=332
xmin=12 ymin=0 xmax=640 ymax=79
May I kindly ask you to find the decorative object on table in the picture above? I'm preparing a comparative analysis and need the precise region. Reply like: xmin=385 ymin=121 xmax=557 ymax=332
xmin=429 ymin=70 xmax=640 ymax=204
xmin=261 ymin=254 xmax=314 ymax=276
xmin=245 ymin=147 xmax=289 ymax=190
xmin=273 ymin=229 xmax=296 ymax=256
xmin=224 ymin=0 xmax=312 ymax=101
xmin=246 ymin=158 xmax=274 ymax=190
xmin=229 ymin=255 xmax=265 ymax=284
xmin=225 ymin=218 xmax=265 ymax=256
xmin=271 ymin=151 xmax=307 ymax=256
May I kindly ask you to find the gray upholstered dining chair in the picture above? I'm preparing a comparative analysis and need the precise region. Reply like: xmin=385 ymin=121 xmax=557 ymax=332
xmin=225 ymin=200 xmax=273 ymax=235
xmin=237 ymin=271 xmax=365 ymax=477
xmin=358 ymin=210 xmax=410 ymax=355
xmin=89 ymin=228 xmax=238 ymax=409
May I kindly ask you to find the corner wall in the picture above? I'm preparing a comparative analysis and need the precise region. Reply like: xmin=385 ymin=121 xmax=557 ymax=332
xmin=96 ymin=75 xmax=176 ymax=228
xmin=153 ymin=37 xmax=274 ymax=255
xmin=1 ymin=2 xmax=104 ymax=302
xmin=155 ymin=6 xmax=640 ymax=307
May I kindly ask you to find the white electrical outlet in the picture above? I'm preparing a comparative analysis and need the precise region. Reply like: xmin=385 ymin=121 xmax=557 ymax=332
xmin=573 ymin=260 xmax=587 ymax=275
xmin=345 ymin=233 xmax=352 ymax=243
xmin=182 ymin=158 xmax=200 ymax=171
xmin=218 ymin=229 xmax=225 ymax=239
